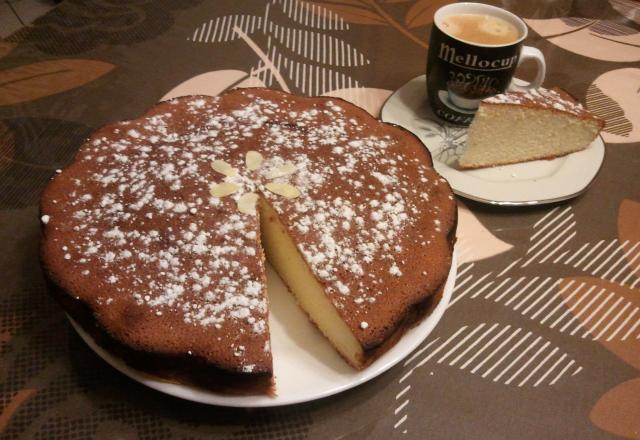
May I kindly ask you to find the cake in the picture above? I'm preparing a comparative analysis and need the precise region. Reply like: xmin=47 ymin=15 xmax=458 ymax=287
xmin=40 ymin=88 xmax=457 ymax=394
xmin=459 ymin=87 xmax=604 ymax=169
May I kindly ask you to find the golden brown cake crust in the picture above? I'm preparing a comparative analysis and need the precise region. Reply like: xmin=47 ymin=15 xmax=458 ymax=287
xmin=482 ymin=87 xmax=605 ymax=129
xmin=45 ymin=278 xmax=274 ymax=394
xmin=40 ymin=88 xmax=456 ymax=389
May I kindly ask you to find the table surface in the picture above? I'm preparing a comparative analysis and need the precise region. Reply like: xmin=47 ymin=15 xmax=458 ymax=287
xmin=1 ymin=1 xmax=639 ymax=439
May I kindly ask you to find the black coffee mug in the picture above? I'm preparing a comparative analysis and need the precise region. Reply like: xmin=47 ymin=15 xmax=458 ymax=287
xmin=426 ymin=2 xmax=546 ymax=126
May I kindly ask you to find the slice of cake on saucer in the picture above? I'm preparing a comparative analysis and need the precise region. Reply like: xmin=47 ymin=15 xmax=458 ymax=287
xmin=459 ymin=87 xmax=604 ymax=169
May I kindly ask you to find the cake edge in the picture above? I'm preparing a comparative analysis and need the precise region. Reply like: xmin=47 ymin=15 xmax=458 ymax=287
xmin=457 ymin=140 xmax=598 ymax=170
xmin=41 ymin=268 xmax=275 ymax=395
xmin=482 ymin=87 xmax=606 ymax=127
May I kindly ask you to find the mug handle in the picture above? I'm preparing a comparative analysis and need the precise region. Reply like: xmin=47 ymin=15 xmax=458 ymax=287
xmin=511 ymin=46 xmax=546 ymax=91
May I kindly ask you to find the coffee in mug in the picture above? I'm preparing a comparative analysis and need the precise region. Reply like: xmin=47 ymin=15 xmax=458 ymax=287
xmin=440 ymin=14 xmax=519 ymax=45
xmin=426 ymin=3 xmax=546 ymax=126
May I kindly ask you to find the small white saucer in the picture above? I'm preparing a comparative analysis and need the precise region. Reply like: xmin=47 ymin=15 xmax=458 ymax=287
xmin=382 ymin=75 xmax=605 ymax=206
xmin=68 ymin=253 xmax=456 ymax=407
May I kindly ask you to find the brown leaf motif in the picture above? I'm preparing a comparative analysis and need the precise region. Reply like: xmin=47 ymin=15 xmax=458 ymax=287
xmin=308 ymin=1 xmax=428 ymax=47
xmin=404 ymin=0 xmax=451 ymax=29
xmin=590 ymin=378 xmax=640 ymax=439
xmin=0 ymin=42 xmax=15 ymax=60
xmin=610 ymin=0 xmax=640 ymax=26
xmin=569 ymin=199 xmax=640 ymax=440
xmin=0 ymin=331 xmax=11 ymax=353
xmin=619 ymin=199 xmax=640 ymax=274
xmin=0 ymin=121 xmax=15 ymax=173
xmin=560 ymin=277 xmax=640 ymax=369
xmin=309 ymin=1 xmax=387 ymax=25
xmin=0 ymin=59 xmax=114 ymax=106
xmin=525 ymin=18 xmax=640 ymax=62
xmin=558 ymin=277 xmax=640 ymax=370
xmin=586 ymin=68 xmax=640 ymax=144
xmin=0 ymin=389 xmax=37 ymax=433
xmin=587 ymin=83 xmax=633 ymax=143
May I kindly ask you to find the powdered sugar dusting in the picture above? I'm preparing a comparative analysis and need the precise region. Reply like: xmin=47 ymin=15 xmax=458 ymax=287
xmin=41 ymin=90 xmax=454 ymax=366
xmin=484 ymin=87 xmax=589 ymax=117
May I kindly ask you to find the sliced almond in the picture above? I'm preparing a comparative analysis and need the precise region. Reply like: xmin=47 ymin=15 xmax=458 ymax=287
xmin=265 ymin=162 xmax=297 ymax=179
xmin=245 ymin=151 xmax=263 ymax=171
xmin=211 ymin=160 xmax=237 ymax=176
xmin=265 ymin=182 xmax=301 ymax=199
xmin=237 ymin=192 xmax=259 ymax=215
xmin=209 ymin=182 xmax=240 ymax=198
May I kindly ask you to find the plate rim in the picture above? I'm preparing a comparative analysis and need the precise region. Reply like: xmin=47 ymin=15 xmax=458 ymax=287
xmin=68 ymin=251 xmax=457 ymax=407
xmin=381 ymin=75 xmax=606 ymax=206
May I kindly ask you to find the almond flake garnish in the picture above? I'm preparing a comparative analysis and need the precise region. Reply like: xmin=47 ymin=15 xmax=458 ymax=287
xmin=210 ymin=182 xmax=240 ymax=197
xmin=246 ymin=151 xmax=263 ymax=171
xmin=265 ymin=162 xmax=297 ymax=179
xmin=237 ymin=192 xmax=259 ymax=215
xmin=211 ymin=160 xmax=237 ymax=176
xmin=265 ymin=182 xmax=300 ymax=199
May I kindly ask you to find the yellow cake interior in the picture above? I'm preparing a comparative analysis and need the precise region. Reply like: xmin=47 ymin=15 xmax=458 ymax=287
xmin=258 ymin=199 xmax=365 ymax=368
xmin=460 ymin=105 xmax=600 ymax=169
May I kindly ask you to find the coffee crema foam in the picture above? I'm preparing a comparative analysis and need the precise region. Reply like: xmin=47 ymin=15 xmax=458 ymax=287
xmin=440 ymin=14 xmax=519 ymax=45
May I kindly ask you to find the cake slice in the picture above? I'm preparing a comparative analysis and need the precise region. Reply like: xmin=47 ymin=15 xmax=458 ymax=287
xmin=459 ymin=87 xmax=604 ymax=169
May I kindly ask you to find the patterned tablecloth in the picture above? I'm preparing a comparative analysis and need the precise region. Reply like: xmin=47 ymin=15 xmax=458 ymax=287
xmin=1 ymin=0 xmax=639 ymax=438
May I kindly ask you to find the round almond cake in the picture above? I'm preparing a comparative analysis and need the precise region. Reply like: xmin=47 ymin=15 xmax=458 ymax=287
xmin=40 ymin=88 xmax=457 ymax=394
